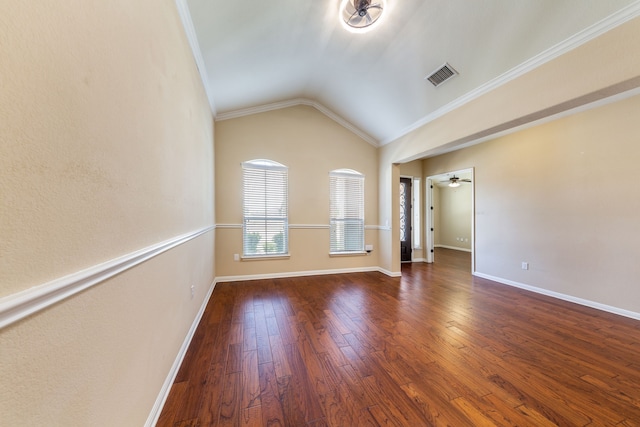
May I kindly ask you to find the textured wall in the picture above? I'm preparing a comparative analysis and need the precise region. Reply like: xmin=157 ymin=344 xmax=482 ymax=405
xmin=0 ymin=0 xmax=214 ymax=424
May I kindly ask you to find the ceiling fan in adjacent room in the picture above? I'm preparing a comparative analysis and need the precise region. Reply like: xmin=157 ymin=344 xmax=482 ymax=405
xmin=441 ymin=175 xmax=472 ymax=188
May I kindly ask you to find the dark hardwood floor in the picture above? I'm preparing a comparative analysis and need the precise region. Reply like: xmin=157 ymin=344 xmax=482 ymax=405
xmin=158 ymin=248 xmax=640 ymax=426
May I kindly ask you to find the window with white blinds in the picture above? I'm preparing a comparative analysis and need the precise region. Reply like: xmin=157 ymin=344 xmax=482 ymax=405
xmin=242 ymin=159 xmax=288 ymax=257
xmin=329 ymin=169 xmax=364 ymax=253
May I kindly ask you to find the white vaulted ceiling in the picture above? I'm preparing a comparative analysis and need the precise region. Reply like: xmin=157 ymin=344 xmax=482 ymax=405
xmin=183 ymin=0 xmax=640 ymax=145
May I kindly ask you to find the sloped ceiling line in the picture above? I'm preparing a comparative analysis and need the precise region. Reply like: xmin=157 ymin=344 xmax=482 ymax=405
xmin=216 ymin=98 xmax=379 ymax=147
xmin=176 ymin=0 xmax=640 ymax=147
xmin=175 ymin=0 xmax=217 ymax=114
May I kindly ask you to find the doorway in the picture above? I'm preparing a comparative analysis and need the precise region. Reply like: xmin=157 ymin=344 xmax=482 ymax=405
xmin=426 ymin=168 xmax=474 ymax=272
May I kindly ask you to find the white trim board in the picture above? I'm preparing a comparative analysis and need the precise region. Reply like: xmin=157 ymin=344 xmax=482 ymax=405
xmin=0 ymin=226 xmax=215 ymax=330
xmin=216 ymin=224 xmax=386 ymax=230
xmin=435 ymin=245 xmax=472 ymax=253
xmin=145 ymin=279 xmax=216 ymax=427
xmin=473 ymin=272 xmax=640 ymax=321
xmin=217 ymin=266 xmax=400 ymax=283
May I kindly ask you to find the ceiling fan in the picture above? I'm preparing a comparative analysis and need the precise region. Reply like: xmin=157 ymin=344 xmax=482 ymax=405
xmin=341 ymin=0 xmax=385 ymax=31
xmin=440 ymin=175 xmax=472 ymax=187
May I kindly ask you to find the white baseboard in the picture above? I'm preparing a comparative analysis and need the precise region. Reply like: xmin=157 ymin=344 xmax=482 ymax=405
xmin=435 ymin=245 xmax=472 ymax=252
xmin=473 ymin=272 xmax=640 ymax=321
xmin=145 ymin=280 xmax=217 ymax=427
xmin=412 ymin=258 xmax=427 ymax=263
xmin=378 ymin=268 xmax=402 ymax=277
xmin=216 ymin=266 xmax=401 ymax=283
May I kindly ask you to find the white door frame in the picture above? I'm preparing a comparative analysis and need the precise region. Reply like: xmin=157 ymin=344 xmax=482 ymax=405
xmin=425 ymin=168 xmax=475 ymax=273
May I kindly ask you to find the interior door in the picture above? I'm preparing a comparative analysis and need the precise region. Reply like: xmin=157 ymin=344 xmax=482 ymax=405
xmin=400 ymin=177 xmax=412 ymax=262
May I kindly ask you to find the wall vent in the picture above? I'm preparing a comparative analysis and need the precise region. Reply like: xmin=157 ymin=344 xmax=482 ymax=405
xmin=425 ymin=63 xmax=458 ymax=87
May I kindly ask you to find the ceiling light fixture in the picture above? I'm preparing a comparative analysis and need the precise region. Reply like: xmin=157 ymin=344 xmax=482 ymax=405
xmin=449 ymin=181 xmax=461 ymax=188
xmin=340 ymin=0 xmax=386 ymax=34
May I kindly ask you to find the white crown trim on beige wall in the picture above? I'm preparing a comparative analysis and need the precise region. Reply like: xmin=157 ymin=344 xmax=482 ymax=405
xmin=215 ymin=98 xmax=379 ymax=147
xmin=0 ymin=226 xmax=215 ymax=330
xmin=174 ymin=0 xmax=216 ymax=114
xmin=380 ymin=1 xmax=640 ymax=145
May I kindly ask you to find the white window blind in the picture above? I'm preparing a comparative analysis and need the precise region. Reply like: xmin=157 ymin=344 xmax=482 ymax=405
xmin=242 ymin=159 xmax=288 ymax=256
xmin=330 ymin=169 xmax=364 ymax=253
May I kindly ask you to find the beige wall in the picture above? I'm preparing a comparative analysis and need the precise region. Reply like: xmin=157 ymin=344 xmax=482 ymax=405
xmin=379 ymin=16 xmax=640 ymax=276
xmin=0 ymin=0 xmax=214 ymax=425
xmin=435 ymin=185 xmax=472 ymax=251
xmin=215 ymin=105 xmax=379 ymax=277
xmin=424 ymin=93 xmax=640 ymax=313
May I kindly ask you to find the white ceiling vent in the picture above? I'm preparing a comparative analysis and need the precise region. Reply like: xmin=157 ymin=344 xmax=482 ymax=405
xmin=425 ymin=63 xmax=458 ymax=87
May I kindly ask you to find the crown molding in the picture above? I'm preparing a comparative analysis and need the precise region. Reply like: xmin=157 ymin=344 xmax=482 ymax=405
xmin=380 ymin=1 xmax=640 ymax=146
xmin=175 ymin=0 xmax=216 ymax=115
xmin=216 ymin=98 xmax=379 ymax=147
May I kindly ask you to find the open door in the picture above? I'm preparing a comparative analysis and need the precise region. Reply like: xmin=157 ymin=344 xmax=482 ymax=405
xmin=426 ymin=168 xmax=475 ymax=271
xmin=400 ymin=177 xmax=412 ymax=262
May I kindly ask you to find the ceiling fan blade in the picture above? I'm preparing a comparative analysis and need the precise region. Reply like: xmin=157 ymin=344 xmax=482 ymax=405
xmin=348 ymin=11 xmax=364 ymax=26
xmin=365 ymin=13 xmax=372 ymax=25
xmin=461 ymin=179 xmax=472 ymax=182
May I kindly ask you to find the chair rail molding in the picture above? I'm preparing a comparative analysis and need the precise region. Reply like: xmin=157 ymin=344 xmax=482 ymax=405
xmin=0 ymin=225 xmax=214 ymax=329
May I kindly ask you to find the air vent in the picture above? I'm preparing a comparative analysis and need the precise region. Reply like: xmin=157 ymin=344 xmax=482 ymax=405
xmin=425 ymin=63 xmax=458 ymax=87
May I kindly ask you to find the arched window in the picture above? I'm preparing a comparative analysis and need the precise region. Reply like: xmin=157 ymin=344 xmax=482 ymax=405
xmin=242 ymin=159 xmax=288 ymax=256
xmin=329 ymin=169 xmax=364 ymax=253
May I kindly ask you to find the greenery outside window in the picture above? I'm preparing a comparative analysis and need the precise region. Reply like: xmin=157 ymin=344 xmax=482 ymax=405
xmin=242 ymin=159 xmax=288 ymax=257
xmin=329 ymin=169 xmax=364 ymax=253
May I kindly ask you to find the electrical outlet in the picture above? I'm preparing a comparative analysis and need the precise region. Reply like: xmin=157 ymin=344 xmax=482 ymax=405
xmin=190 ymin=284 xmax=195 ymax=298
xmin=233 ymin=254 xmax=240 ymax=261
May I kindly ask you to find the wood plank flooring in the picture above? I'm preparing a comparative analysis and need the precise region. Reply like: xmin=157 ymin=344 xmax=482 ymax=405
xmin=157 ymin=249 xmax=640 ymax=426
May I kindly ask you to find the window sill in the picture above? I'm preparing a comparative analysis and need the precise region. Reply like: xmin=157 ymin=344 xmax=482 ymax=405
xmin=329 ymin=251 xmax=369 ymax=257
xmin=241 ymin=254 xmax=291 ymax=261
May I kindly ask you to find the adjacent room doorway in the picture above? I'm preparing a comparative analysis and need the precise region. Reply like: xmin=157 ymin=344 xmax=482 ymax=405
xmin=425 ymin=168 xmax=475 ymax=272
